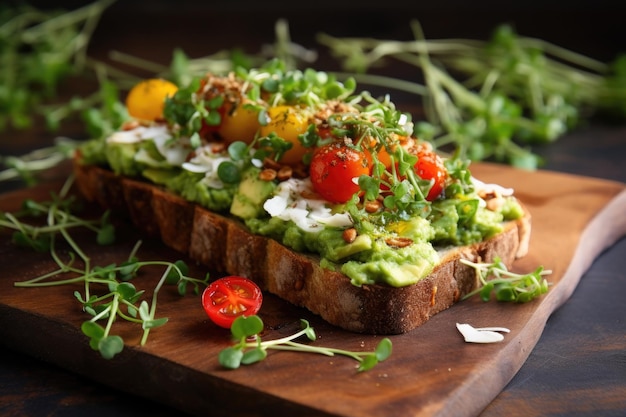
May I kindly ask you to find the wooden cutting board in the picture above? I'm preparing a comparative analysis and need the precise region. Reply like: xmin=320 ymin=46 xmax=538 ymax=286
xmin=1 ymin=162 xmax=625 ymax=417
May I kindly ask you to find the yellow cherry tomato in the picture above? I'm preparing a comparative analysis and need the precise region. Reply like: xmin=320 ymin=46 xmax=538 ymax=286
xmin=218 ymin=101 xmax=261 ymax=145
xmin=259 ymin=105 xmax=312 ymax=166
xmin=125 ymin=78 xmax=178 ymax=121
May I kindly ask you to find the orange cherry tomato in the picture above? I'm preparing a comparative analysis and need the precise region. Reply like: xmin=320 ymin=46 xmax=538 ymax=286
xmin=374 ymin=146 xmax=393 ymax=170
xmin=218 ymin=101 xmax=261 ymax=145
xmin=126 ymin=78 xmax=178 ymax=121
xmin=309 ymin=141 xmax=372 ymax=203
xmin=366 ymin=134 xmax=414 ymax=170
xmin=201 ymin=276 xmax=263 ymax=329
xmin=198 ymin=101 xmax=260 ymax=144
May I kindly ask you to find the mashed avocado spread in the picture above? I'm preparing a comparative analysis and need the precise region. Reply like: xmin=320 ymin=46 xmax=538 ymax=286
xmin=78 ymin=61 xmax=524 ymax=288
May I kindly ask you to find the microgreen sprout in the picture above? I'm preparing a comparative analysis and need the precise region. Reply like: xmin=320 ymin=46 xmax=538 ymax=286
xmin=318 ymin=20 xmax=626 ymax=169
xmin=1 ymin=178 xmax=210 ymax=359
xmin=461 ymin=257 xmax=551 ymax=303
xmin=0 ymin=0 xmax=116 ymax=132
xmin=219 ymin=315 xmax=392 ymax=372
xmin=0 ymin=178 xmax=114 ymax=257
xmin=0 ymin=137 xmax=80 ymax=186
xmin=72 ymin=249 xmax=208 ymax=358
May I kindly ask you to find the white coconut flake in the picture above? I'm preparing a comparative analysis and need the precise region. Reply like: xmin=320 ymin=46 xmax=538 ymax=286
xmin=263 ymin=177 xmax=354 ymax=232
xmin=181 ymin=161 xmax=210 ymax=173
xmin=311 ymin=211 xmax=353 ymax=228
xmin=264 ymin=193 xmax=288 ymax=216
xmin=456 ymin=323 xmax=510 ymax=344
xmin=181 ymin=146 xmax=238 ymax=189
xmin=106 ymin=124 xmax=190 ymax=166
xmin=149 ymin=127 xmax=189 ymax=166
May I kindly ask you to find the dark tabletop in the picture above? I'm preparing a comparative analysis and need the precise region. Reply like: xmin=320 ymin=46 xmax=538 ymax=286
xmin=1 ymin=1 xmax=625 ymax=416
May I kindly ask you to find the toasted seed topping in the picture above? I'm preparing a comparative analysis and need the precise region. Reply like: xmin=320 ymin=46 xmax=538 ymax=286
xmin=277 ymin=165 xmax=293 ymax=181
xmin=385 ymin=236 xmax=413 ymax=248
xmin=342 ymin=228 xmax=357 ymax=243
xmin=259 ymin=169 xmax=277 ymax=181
xmin=263 ymin=157 xmax=282 ymax=170
xmin=364 ymin=199 xmax=382 ymax=213
xmin=122 ymin=120 xmax=141 ymax=131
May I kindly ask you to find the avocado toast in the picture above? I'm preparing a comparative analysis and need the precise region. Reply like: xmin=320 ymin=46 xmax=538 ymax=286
xmin=73 ymin=59 xmax=531 ymax=334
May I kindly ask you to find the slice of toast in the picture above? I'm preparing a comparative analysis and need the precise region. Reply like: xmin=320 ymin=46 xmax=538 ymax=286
xmin=73 ymin=157 xmax=531 ymax=334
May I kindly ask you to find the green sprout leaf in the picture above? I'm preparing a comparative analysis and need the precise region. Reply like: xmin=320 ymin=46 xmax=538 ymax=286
xmin=227 ymin=141 xmax=250 ymax=161
xmin=219 ymin=347 xmax=245 ymax=370
xmin=97 ymin=222 xmax=116 ymax=245
xmin=217 ymin=161 xmax=241 ymax=184
xmin=241 ymin=347 xmax=267 ymax=365
xmin=231 ymin=314 xmax=264 ymax=340
xmin=98 ymin=335 xmax=124 ymax=360
xmin=81 ymin=320 xmax=105 ymax=339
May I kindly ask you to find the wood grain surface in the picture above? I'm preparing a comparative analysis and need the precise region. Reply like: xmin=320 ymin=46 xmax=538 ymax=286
xmin=1 ymin=163 xmax=625 ymax=417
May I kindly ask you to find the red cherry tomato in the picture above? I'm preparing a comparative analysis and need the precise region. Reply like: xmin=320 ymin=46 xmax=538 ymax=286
xmin=414 ymin=150 xmax=447 ymax=201
xmin=309 ymin=142 xmax=372 ymax=203
xmin=201 ymin=276 xmax=263 ymax=329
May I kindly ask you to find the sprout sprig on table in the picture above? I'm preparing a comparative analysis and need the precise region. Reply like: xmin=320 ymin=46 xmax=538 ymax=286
xmin=220 ymin=315 xmax=393 ymax=372
xmin=0 ymin=177 xmax=209 ymax=359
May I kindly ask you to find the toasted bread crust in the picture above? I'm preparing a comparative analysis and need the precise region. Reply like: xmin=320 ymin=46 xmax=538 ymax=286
xmin=73 ymin=157 xmax=531 ymax=334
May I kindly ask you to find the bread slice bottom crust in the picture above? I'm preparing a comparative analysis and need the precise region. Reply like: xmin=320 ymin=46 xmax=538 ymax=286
xmin=72 ymin=158 xmax=531 ymax=334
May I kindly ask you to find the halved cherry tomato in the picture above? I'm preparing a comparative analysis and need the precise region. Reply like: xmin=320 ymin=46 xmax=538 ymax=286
xmin=126 ymin=78 xmax=178 ymax=121
xmin=201 ymin=276 xmax=263 ymax=329
xmin=309 ymin=141 xmax=372 ymax=203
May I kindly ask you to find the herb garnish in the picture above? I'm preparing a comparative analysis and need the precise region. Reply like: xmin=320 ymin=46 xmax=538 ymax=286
xmin=461 ymin=257 xmax=551 ymax=302
xmin=219 ymin=315 xmax=392 ymax=372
